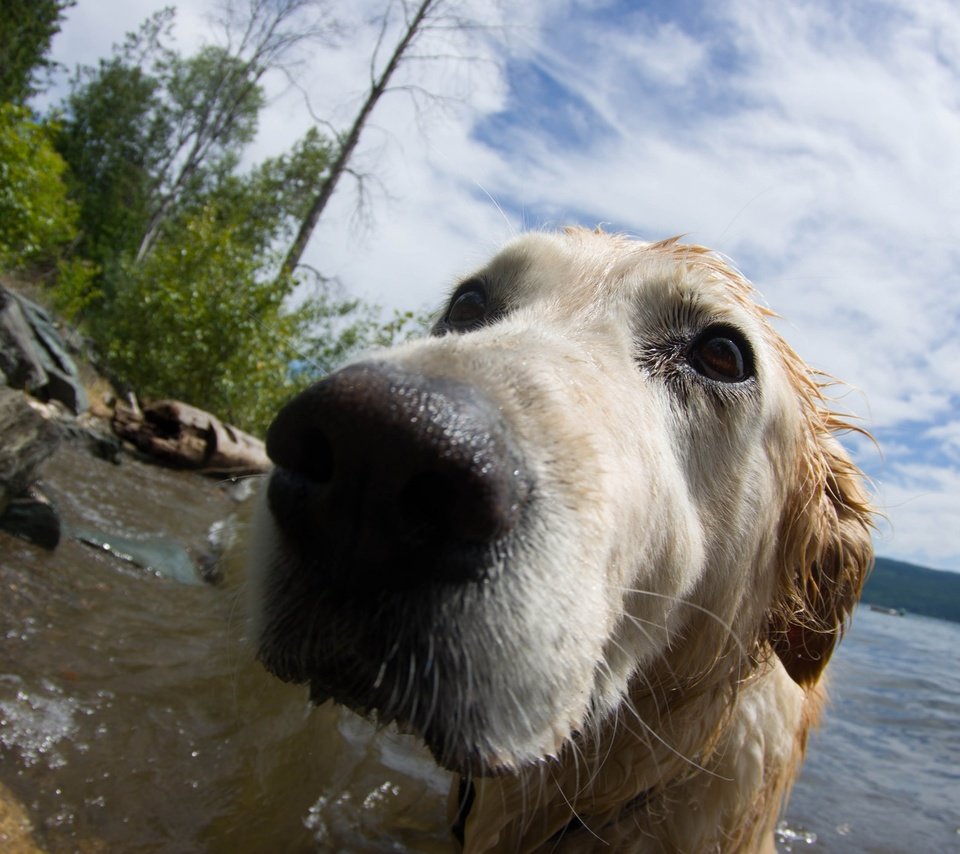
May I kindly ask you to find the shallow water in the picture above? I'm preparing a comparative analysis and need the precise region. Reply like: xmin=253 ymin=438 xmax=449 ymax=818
xmin=1 ymin=443 xmax=958 ymax=852
xmin=0 ymin=444 xmax=451 ymax=852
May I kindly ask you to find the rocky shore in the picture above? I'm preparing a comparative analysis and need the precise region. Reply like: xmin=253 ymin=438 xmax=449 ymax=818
xmin=0 ymin=280 xmax=269 ymax=556
xmin=0 ymin=281 xmax=276 ymax=852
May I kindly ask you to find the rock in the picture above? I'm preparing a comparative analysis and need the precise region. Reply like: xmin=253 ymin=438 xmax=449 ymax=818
xmin=112 ymin=399 xmax=269 ymax=475
xmin=0 ymin=486 xmax=60 ymax=549
xmin=11 ymin=290 xmax=89 ymax=414
xmin=0 ymin=780 xmax=42 ymax=854
xmin=0 ymin=289 xmax=47 ymax=393
xmin=0 ymin=286 xmax=89 ymax=414
xmin=61 ymin=413 xmax=123 ymax=464
xmin=0 ymin=387 xmax=61 ymax=516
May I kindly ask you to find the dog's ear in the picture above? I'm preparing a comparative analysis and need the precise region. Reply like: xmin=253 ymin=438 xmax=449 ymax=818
xmin=769 ymin=424 xmax=874 ymax=687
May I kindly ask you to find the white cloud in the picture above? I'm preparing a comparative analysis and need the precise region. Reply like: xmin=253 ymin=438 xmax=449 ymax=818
xmin=928 ymin=421 xmax=960 ymax=462
xmin=874 ymin=462 xmax=960 ymax=570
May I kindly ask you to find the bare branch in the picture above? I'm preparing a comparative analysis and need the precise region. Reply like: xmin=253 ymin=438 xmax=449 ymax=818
xmin=280 ymin=0 xmax=503 ymax=276
xmin=369 ymin=1 xmax=394 ymax=89
xmin=133 ymin=0 xmax=343 ymax=261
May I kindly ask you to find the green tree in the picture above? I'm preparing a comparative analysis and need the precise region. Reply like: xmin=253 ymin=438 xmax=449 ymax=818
xmin=56 ymin=3 xmax=339 ymax=270
xmin=301 ymin=295 xmax=429 ymax=380
xmin=0 ymin=0 xmax=74 ymax=103
xmin=39 ymin=4 xmax=433 ymax=433
xmin=0 ymin=104 xmax=78 ymax=270
xmin=98 ymin=203 xmax=309 ymax=434
xmin=87 ymin=125 xmax=342 ymax=433
xmin=55 ymin=9 xmax=265 ymax=272
xmin=55 ymin=59 xmax=162 ymax=269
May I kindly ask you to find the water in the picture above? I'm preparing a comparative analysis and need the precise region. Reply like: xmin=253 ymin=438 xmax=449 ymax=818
xmin=0 ymin=444 xmax=451 ymax=853
xmin=783 ymin=608 xmax=960 ymax=852
xmin=1 ymin=442 xmax=958 ymax=852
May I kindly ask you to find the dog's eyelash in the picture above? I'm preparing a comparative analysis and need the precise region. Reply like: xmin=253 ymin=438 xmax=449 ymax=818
xmin=635 ymin=327 xmax=757 ymax=402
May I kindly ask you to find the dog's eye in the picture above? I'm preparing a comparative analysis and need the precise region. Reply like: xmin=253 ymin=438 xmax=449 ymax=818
xmin=445 ymin=280 xmax=488 ymax=331
xmin=688 ymin=326 xmax=754 ymax=383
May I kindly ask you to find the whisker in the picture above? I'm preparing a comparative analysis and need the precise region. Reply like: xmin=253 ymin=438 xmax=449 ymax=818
xmin=617 ymin=697 xmax=732 ymax=783
xmin=548 ymin=765 xmax=610 ymax=849
xmin=613 ymin=586 xmax=749 ymax=659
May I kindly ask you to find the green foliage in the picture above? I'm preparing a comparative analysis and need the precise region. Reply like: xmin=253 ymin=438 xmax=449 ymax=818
xmin=5 ymin=5 xmax=431 ymax=436
xmin=180 ymin=127 xmax=334 ymax=257
xmin=78 ymin=118 xmax=345 ymax=433
xmin=0 ymin=104 xmax=79 ymax=271
xmin=0 ymin=0 xmax=74 ymax=103
xmin=95 ymin=201 xmax=311 ymax=435
xmin=55 ymin=8 xmax=267 ymax=270
xmin=55 ymin=59 xmax=162 ymax=267
xmin=51 ymin=256 xmax=100 ymax=320
xmin=302 ymin=295 xmax=431 ymax=379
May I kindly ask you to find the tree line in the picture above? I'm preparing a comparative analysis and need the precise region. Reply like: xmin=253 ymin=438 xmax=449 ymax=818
xmin=0 ymin=0 xmax=480 ymax=434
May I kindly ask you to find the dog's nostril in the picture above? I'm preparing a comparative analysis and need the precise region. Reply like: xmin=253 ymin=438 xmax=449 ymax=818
xmin=398 ymin=471 xmax=450 ymax=543
xmin=398 ymin=465 xmax=525 ymax=549
xmin=265 ymin=403 xmax=334 ymax=483
xmin=302 ymin=429 xmax=334 ymax=483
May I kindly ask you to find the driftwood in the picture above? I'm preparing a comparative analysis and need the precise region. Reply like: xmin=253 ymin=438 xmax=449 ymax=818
xmin=112 ymin=399 xmax=269 ymax=475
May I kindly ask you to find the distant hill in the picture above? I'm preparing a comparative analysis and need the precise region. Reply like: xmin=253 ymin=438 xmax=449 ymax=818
xmin=861 ymin=556 xmax=960 ymax=623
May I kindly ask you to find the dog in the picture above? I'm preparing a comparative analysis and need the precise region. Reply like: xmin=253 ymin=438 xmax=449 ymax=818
xmin=249 ymin=228 xmax=873 ymax=852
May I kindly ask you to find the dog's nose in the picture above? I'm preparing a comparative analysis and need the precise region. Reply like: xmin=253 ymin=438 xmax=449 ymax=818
xmin=264 ymin=361 xmax=529 ymax=589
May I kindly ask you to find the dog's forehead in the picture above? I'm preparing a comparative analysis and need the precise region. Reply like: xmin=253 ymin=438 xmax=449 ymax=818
xmin=484 ymin=230 xmax=762 ymax=320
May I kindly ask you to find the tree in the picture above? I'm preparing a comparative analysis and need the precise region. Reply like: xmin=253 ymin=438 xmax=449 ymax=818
xmin=0 ymin=104 xmax=78 ymax=270
xmin=0 ymin=0 xmax=74 ymax=104
xmin=36 ymin=3 xmax=439 ymax=432
xmin=55 ymin=57 xmax=163 ymax=269
xmin=136 ymin=0 xmax=339 ymax=260
xmin=86 ymin=123 xmax=345 ymax=433
xmin=55 ymin=3 xmax=339 ymax=270
xmin=300 ymin=292 xmax=429 ymax=380
xmin=281 ymin=0 xmax=495 ymax=274
xmin=98 ymin=204 xmax=307 ymax=433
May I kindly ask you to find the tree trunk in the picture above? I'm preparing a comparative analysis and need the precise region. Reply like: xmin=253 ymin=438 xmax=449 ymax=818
xmin=280 ymin=0 xmax=438 ymax=275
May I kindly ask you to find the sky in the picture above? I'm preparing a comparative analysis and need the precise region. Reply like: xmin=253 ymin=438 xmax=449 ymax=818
xmin=44 ymin=0 xmax=960 ymax=572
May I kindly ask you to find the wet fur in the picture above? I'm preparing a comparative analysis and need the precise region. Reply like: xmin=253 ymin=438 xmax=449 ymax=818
xmin=250 ymin=228 xmax=873 ymax=852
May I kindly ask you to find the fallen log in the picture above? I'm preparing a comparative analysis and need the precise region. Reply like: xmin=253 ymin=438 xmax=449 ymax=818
xmin=112 ymin=399 xmax=269 ymax=475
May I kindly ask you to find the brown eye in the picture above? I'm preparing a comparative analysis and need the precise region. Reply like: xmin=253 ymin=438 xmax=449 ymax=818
xmin=688 ymin=326 xmax=753 ymax=383
xmin=445 ymin=281 xmax=488 ymax=331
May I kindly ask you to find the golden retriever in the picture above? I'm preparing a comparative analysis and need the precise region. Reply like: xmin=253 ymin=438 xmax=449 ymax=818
xmin=249 ymin=228 xmax=873 ymax=852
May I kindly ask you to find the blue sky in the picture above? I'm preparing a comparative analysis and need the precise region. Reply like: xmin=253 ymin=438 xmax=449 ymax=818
xmin=47 ymin=0 xmax=960 ymax=571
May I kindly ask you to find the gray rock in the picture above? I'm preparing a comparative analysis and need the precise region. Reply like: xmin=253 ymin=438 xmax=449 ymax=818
xmin=9 ymin=291 xmax=89 ymax=414
xmin=0 ymin=289 xmax=48 ymax=393
xmin=73 ymin=527 xmax=202 ymax=585
xmin=0 ymin=486 xmax=60 ymax=549
xmin=0 ymin=387 xmax=61 ymax=515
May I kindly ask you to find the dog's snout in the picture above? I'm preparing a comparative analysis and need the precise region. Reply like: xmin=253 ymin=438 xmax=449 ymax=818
xmin=264 ymin=361 xmax=529 ymax=589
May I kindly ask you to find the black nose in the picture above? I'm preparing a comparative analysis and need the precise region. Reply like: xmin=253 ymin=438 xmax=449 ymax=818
xmin=264 ymin=361 xmax=529 ymax=590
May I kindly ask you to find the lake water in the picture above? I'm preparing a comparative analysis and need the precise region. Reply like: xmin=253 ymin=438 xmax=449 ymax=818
xmin=1 ymin=442 xmax=958 ymax=852
xmin=782 ymin=607 xmax=960 ymax=853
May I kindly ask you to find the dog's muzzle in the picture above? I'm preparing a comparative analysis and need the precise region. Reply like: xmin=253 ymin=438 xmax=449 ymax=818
xmin=264 ymin=361 xmax=531 ymax=591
